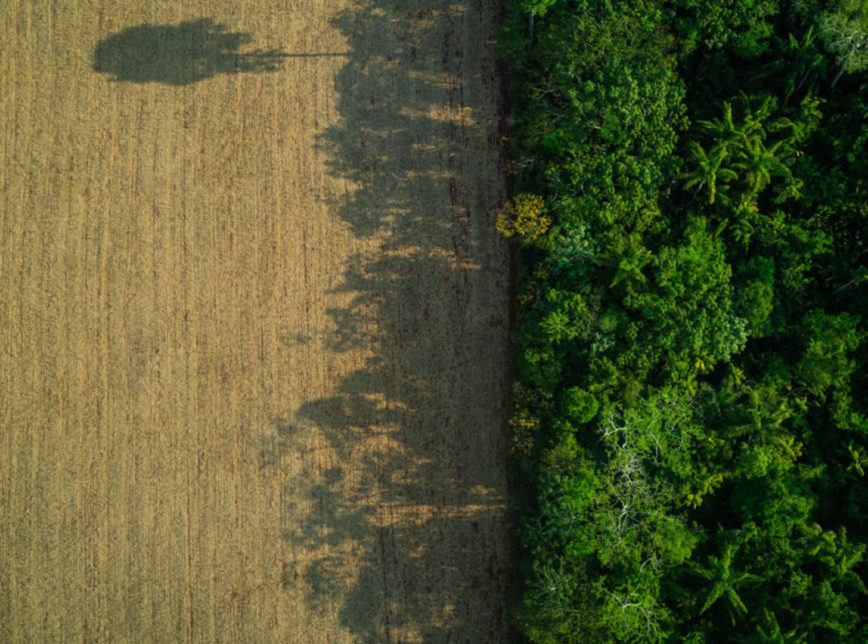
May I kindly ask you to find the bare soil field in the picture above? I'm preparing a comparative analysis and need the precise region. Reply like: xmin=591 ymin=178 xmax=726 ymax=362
xmin=0 ymin=1 xmax=512 ymax=641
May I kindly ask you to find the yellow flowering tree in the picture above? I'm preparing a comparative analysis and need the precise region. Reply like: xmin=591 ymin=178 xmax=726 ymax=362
xmin=495 ymin=193 xmax=551 ymax=245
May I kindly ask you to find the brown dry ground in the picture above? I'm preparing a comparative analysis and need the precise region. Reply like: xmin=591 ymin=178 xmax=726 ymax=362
xmin=0 ymin=1 xmax=512 ymax=641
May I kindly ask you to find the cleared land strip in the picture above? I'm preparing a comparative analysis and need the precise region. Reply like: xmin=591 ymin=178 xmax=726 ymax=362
xmin=0 ymin=1 xmax=511 ymax=641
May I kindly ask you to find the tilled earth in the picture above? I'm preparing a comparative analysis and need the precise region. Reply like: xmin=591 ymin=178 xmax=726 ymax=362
xmin=0 ymin=0 xmax=512 ymax=641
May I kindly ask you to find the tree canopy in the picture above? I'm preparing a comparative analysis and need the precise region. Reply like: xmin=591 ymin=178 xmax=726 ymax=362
xmin=500 ymin=0 xmax=867 ymax=640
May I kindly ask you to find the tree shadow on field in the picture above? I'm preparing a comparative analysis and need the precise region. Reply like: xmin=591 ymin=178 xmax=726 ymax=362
xmin=260 ymin=1 xmax=514 ymax=641
xmin=92 ymin=18 xmax=287 ymax=85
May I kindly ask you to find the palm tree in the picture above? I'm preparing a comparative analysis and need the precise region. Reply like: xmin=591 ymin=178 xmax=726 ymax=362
xmin=732 ymin=137 xmax=791 ymax=198
xmin=730 ymin=199 xmax=759 ymax=247
xmin=691 ymin=542 xmax=763 ymax=621
xmin=754 ymin=608 xmax=803 ymax=643
xmin=761 ymin=28 xmax=826 ymax=102
xmin=819 ymin=527 xmax=867 ymax=594
xmin=607 ymin=235 xmax=653 ymax=294
xmin=699 ymin=102 xmax=743 ymax=144
xmin=724 ymin=385 xmax=792 ymax=438
xmin=684 ymin=141 xmax=737 ymax=204
xmin=738 ymin=93 xmax=777 ymax=141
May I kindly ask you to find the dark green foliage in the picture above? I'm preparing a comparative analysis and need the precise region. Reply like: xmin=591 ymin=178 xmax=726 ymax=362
xmin=662 ymin=0 xmax=781 ymax=56
xmin=501 ymin=0 xmax=867 ymax=641
xmin=561 ymin=388 xmax=599 ymax=425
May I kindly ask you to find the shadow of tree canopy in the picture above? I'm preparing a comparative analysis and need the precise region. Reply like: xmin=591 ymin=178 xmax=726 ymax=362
xmin=258 ymin=1 xmax=514 ymax=641
xmin=92 ymin=18 xmax=287 ymax=85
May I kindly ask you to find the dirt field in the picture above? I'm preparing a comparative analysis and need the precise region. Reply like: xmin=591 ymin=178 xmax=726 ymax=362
xmin=0 ymin=1 xmax=512 ymax=641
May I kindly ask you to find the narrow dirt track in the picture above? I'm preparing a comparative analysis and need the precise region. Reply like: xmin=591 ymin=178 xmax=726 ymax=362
xmin=1 ymin=1 xmax=511 ymax=641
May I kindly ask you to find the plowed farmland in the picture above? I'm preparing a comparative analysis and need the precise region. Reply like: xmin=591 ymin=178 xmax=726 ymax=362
xmin=0 ymin=1 xmax=512 ymax=641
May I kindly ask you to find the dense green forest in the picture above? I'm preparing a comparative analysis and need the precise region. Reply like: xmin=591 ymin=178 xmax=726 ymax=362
xmin=497 ymin=0 xmax=867 ymax=640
